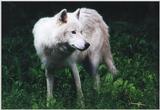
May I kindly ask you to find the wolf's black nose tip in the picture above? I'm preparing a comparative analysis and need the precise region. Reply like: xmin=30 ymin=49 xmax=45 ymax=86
xmin=85 ymin=42 xmax=90 ymax=49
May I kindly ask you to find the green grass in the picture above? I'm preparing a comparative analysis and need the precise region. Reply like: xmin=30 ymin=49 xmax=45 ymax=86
xmin=2 ymin=21 xmax=158 ymax=109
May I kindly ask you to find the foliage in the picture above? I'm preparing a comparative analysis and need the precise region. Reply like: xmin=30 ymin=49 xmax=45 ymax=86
xmin=2 ymin=21 xmax=158 ymax=109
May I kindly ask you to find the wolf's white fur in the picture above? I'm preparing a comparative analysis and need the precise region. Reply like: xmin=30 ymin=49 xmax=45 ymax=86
xmin=33 ymin=8 xmax=117 ymax=105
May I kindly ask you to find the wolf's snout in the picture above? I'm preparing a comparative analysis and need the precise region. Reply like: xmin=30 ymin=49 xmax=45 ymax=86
xmin=84 ymin=42 xmax=90 ymax=50
xmin=69 ymin=38 xmax=90 ymax=51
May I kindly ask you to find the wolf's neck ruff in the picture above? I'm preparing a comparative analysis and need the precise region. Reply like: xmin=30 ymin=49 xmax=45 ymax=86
xmin=44 ymin=43 xmax=74 ymax=58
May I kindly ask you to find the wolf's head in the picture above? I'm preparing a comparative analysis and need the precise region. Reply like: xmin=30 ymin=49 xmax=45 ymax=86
xmin=55 ymin=9 xmax=90 ymax=52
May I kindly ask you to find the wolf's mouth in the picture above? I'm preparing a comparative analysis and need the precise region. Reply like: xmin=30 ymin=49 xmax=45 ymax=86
xmin=77 ymin=48 xmax=87 ymax=51
xmin=71 ymin=43 xmax=90 ymax=51
xmin=71 ymin=44 xmax=83 ymax=51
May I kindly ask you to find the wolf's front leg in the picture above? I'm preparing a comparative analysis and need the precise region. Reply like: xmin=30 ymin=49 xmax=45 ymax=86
xmin=89 ymin=54 xmax=101 ymax=93
xmin=70 ymin=62 xmax=85 ymax=108
xmin=45 ymin=68 xmax=55 ymax=107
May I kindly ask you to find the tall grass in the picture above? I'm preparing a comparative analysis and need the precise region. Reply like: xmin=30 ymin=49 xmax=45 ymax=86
xmin=2 ymin=21 xmax=158 ymax=109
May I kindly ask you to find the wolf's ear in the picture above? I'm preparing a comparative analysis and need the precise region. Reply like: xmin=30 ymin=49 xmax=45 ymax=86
xmin=58 ymin=9 xmax=67 ymax=23
xmin=74 ymin=8 xmax=80 ymax=19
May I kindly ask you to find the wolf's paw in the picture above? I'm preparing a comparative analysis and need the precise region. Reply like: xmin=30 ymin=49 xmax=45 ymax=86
xmin=76 ymin=92 xmax=85 ymax=108
xmin=110 ymin=66 xmax=118 ymax=75
xmin=46 ymin=96 xmax=56 ymax=108
xmin=77 ymin=97 xmax=85 ymax=108
xmin=93 ymin=82 xmax=100 ymax=94
xmin=93 ymin=75 xmax=100 ymax=94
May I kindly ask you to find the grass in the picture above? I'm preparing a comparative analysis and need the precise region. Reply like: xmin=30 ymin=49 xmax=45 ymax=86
xmin=2 ymin=21 xmax=159 ymax=109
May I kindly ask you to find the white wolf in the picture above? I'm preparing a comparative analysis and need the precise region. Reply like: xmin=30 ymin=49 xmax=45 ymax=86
xmin=32 ymin=8 xmax=117 ymax=105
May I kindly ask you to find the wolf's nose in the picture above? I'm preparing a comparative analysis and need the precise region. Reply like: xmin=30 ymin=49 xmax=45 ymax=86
xmin=85 ymin=42 xmax=90 ymax=49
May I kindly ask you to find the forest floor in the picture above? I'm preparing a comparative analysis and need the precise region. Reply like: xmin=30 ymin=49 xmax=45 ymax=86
xmin=2 ymin=21 xmax=159 ymax=109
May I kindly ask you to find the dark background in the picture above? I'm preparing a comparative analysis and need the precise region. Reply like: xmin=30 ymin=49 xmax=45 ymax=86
xmin=2 ymin=2 xmax=159 ymax=37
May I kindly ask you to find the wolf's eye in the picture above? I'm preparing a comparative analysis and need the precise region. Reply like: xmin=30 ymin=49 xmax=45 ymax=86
xmin=80 ymin=31 xmax=83 ymax=34
xmin=71 ymin=31 xmax=76 ymax=34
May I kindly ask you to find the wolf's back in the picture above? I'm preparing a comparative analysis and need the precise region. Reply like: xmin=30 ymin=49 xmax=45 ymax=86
xmin=79 ymin=8 xmax=109 ymax=34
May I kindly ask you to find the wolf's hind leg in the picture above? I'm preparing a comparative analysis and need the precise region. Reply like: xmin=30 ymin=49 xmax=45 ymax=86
xmin=104 ymin=48 xmax=117 ymax=74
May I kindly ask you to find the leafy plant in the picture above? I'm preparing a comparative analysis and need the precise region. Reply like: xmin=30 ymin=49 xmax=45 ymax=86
xmin=2 ymin=21 xmax=158 ymax=109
